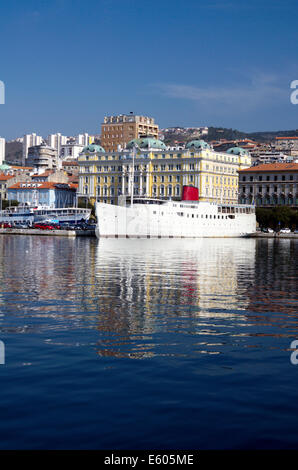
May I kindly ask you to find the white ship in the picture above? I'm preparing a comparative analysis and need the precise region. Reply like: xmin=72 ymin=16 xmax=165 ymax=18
xmin=95 ymin=186 xmax=256 ymax=239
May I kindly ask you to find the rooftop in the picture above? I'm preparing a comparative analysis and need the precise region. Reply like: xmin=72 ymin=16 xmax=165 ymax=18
xmin=239 ymin=162 xmax=298 ymax=172
xmin=8 ymin=182 xmax=77 ymax=190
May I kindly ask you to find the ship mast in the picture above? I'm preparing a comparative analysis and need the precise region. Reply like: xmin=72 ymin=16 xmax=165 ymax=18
xmin=131 ymin=145 xmax=136 ymax=207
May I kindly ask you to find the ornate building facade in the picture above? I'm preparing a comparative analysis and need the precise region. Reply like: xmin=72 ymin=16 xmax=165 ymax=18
xmin=78 ymin=139 xmax=251 ymax=206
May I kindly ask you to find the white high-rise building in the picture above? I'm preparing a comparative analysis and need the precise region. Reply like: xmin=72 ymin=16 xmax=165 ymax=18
xmin=0 ymin=137 xmax=5 ymax=165
xmin=23 ymin=133 xmax=43 ymax=164
xmin=47 ymin=133 xmax=68 ymax=157
xmin=76 ymin=133 xmax=90 ymax=146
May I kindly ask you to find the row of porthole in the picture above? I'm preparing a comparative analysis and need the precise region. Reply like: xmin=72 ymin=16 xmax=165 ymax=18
xmin=153 ymin=211 xmax=229 ymax=220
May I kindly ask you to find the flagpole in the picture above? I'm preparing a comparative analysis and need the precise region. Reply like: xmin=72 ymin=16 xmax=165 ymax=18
xmin=131 ymin=145 xmax=136 ymax=207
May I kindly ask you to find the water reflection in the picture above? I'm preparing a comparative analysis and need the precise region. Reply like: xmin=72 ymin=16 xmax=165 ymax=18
xmin=0 ymin=236 xmax=298 ymax=450
xmin=0 ymin=236 xmax=297 ymax=360
xmin=92 ymin=238 xmax=257 ymax=358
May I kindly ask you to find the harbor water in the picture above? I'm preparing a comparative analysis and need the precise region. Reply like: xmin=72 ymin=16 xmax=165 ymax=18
xmin=0 ymin=235 xmax=297 ymax=449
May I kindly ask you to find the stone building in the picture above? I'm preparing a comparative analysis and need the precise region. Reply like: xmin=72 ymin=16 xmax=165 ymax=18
xmin=238 ymin=162 xmax=298 ymax=206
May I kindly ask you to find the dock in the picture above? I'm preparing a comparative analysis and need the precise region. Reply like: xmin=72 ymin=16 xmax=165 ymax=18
xmin=0 ymin=228 xmax=96 ymax=237
xmin=249 ymin=232 xmax=298 ymax=239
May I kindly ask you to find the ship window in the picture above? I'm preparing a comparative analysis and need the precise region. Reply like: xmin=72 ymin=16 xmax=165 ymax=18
xmin=192 ymin=214 xmax=194 ymax=218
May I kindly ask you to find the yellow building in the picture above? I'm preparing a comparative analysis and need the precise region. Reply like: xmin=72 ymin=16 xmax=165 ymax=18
xmin=101 ymin=114 xmax=159 ymax=152
xmin=78 ymin=138 xmax=251 ymax=205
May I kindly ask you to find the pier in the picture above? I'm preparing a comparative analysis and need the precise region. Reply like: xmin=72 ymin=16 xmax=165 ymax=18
xmin=249 ymin=232 xmax=298 ymax=239
xmin=0 ymin=228 xmax=96 ymax=237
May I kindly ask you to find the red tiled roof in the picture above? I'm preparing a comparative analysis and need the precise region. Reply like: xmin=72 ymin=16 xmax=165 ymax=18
xmin=239 ymin=162 xmax=298 ymax=172
xmin=8 ymin=182 xmax=76 ymax=190
xmin=275 ymin=136 xmax=298 ymax=140
xmin=11 ymin=166 xmax=34 ymax=170
xmin=0 ymin=174 xmax=14 ymax=181
xmin=62 ymin=161 xmax=78 ymax=166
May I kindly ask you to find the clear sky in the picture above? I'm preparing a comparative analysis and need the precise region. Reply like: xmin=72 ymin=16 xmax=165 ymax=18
xmin=1 ymin=0 xmax=298 ymax=139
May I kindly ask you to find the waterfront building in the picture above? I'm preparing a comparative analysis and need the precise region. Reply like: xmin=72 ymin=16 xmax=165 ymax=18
xmin=101 ymin=114 xmax=159 ymax=152
xmin=22 ymin=133 xmax=43 ymax=163
xmin=238 ymin=162 xmax=298 ymax=206
xmin=7 ymin=182 xmax=77 ymax=208
xmin=77 ymin=138 xmax=251 ymax=205
xmin=0 ymin=138 xmax=5 ymax=165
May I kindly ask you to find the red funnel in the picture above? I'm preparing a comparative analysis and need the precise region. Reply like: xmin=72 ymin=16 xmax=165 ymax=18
xmin=182 ymin=185 xmax=199 ymax=201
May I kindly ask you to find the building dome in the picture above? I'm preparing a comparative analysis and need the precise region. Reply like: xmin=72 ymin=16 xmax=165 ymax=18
xmin=227 ymin=147 xmax=248 ymax=156
xmin=126 ymin=137 xmax=167 ymax=150
xmin=82 ymin=144 xmax=105 ymax=153
xmin=0 ymin=163 xmax=11 ymax=171
xmin=185 ymin=140 xmax=210 ymax=150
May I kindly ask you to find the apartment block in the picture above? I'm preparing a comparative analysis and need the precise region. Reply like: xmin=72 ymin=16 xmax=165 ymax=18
xmin=101 ymin=114 xmax=159 ymax=152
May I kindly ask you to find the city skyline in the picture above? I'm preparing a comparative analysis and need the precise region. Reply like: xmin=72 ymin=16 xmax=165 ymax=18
xmin=1 ymin=0 xmax=298 ymax=139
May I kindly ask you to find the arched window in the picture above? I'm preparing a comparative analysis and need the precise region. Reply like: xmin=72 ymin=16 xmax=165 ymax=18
xmin=175 ymin=185 xmax=180 ymax=196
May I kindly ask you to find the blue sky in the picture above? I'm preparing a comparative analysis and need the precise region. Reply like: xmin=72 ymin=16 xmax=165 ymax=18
xmin=1 ymin=0 xmax=298 ymax=139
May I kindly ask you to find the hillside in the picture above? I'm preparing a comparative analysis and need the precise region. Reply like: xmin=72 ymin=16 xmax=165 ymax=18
xmin=162 ymin=127 xmax=298 ymax=145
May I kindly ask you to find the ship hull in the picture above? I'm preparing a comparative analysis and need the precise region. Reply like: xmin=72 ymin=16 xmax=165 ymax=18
xmin=95 ymin=200 xmax=256 ymax=239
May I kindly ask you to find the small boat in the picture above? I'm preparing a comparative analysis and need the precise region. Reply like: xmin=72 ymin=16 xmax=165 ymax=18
xmin=0 ymin=205 xmax=91 ymax=225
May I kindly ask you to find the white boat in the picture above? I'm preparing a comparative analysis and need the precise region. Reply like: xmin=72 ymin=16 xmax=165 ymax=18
xmin=95 ymin=187 xmax=256 ymax=239
xmin=0 ymin=205 xmax=91 ymax=225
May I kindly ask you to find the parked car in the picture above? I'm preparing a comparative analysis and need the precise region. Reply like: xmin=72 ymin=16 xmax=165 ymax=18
xmin=261 ymin=227 xmax=274 ymax=233
xmin=60 ymin=223 xmax=77 ymax=230
xmin=0 ymin=222 xmax=12 ymax=228
xmin=33 ymin=223 xmax=55 ymax=230
xmin=280 ymin=228 xmax=291 ymax=234
xmin=14 ymin=222 xmax=29 ymax=229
